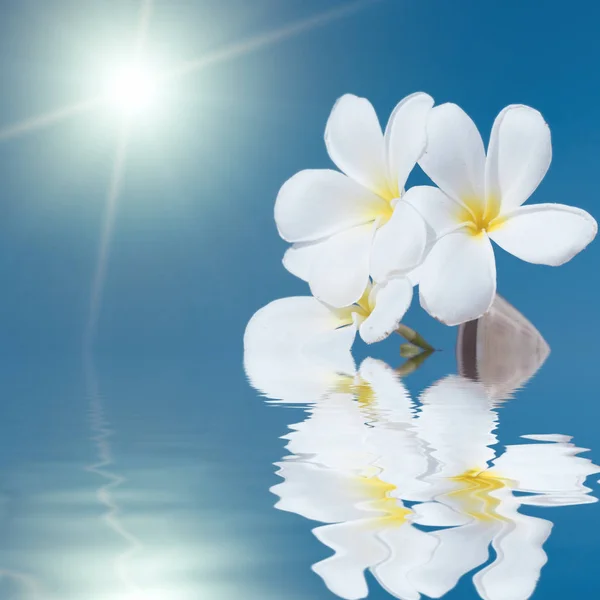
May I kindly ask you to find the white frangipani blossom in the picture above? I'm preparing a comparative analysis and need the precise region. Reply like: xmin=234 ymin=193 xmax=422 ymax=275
xmin=243 ymin=289 xmax=416 ymax=405
xmin=335 ymin=276 xmax=416 ymax=344
xmin=275 ymin=93 xmax=433 ymax=308
xmin=244 ymin=276 xmax=414 ymax=374
xmin=406 ymin=103 xmax=598 ymax=325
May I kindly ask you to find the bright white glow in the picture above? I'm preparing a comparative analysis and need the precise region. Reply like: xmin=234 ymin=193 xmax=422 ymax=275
xmin=119 ymin=591 xmax=167 ymax=600
xmin=105 ymin=64 xmax=158 ymax=114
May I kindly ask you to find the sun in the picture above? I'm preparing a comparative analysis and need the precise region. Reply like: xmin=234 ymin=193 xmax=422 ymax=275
xmin=104 ymin=63 xmax=159 ymax=115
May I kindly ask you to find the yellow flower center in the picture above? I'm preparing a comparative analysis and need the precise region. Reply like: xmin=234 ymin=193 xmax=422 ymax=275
xmin=366 ymin=199 xmax=394 ymax=227
xmin=457 ymin=197 xmax=505 ymax=236
xmin=329 ymin=286 xmax=376 ymax=404
xmin=364 ymin=180 xmax=399 ymax=227
xmin=378 ymin=180 xmax=401 ymax=204
xmin=331 ymin=285 xmax=374 ymax=325
xmin=447 ymin=468 xmax=509 ymax=522
xmin=354 ymin=285 xmax=374 ymax=316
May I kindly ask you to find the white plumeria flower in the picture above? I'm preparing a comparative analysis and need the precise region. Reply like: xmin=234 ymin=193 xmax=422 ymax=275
xmin=275 ymin=93 xmax=433 ymax=308
xmin=406 ymin=103 xmax=598 ymax=325
xmin=409 ymin=375 xmax=600 ymax=600
xmin=333 ymin=276 xmax=416 ymax=344
xmin=272 ymin=359 xmax=437 ymax=600
xmin=244 ymin=277 xmax=414 ymax=378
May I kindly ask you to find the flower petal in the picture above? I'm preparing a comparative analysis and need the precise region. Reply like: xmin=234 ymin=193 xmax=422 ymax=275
xmin=244 ymin=297 xmax=348 ymax=346
xmin=275 ymin=169 xmax=386 ymax=242
xmin=491 ymin=439 xmax=600 ymax=498
xmin=359 ymin=277 xmax=413 ymax=344
xmin=271 ymin=461 xmax=372 ymax=524
xmin=357 ymin=358 xmax=415 ymax=418
xmin=325 ymin=94 xmax=388 ymax=196
xmin=416 ymin=376 xmax=498 ymax=483
xmin=419 ymin=103 xmax=486 ymax=205
xmin=405 ymin=264 xmax=423 ymax=286
xmin=473 ymin=513 xmax=551 ymax=600
xmin=282 ymin=240 xmax=324 ymax=282
xmin=384 ymin=92 xmax=434 ymax=192
xmin=403 ymin=185 xmax=467 ymax=237
xmin=411 ymin=502 xmax=471 ymax=528
xmin=310 ymin=223 xmax=375 ymax=308
xmin=283 ymin=392 xmax=376 ymax=471
xmin=489 ymin=203 xmax=597 ymax=266
xmin=303 ymin=323 xmax=359 ymax=374
xmin=409 ymin=522 xmax=496 ymax=599
xmin=373 ymin=525 xmax=437 ymax=600
xmin=370 ymin=200 xmax=427 ymax=282
xmin=485 ymin=104 xmax=552 ymax=214
xmin=312 ymin=520 xmax=389 ymax=600
xmin=243 ymin=297 xmax=356 ymax=402
xmin=419 ymin=230 xmax=497 ymax=326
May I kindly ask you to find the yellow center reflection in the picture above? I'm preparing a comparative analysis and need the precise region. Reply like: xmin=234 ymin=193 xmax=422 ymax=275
xmin=334 ymin=374 xmax=376 ymax=408
xmin=358 ymin=476 xmax=412 ymax=528
xmin=447 ymin=468 xmax=509 ymax=522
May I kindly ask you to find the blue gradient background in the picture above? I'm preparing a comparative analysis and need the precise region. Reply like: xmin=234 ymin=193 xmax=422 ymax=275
xmin=0 ymin=0 xmax=598 ymax=598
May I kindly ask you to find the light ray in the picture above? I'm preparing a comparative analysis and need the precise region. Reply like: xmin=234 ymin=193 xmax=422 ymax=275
xmin=166 ymin=0 xmax=384 ymax=80
xmin=84 ymin=125 xmax=131 ymax=351
xmin=0 ymin=98 xmax=101 ymax=142
xmin=0 ymin=569 xmax=43 ymax=598
xmin=84 ymin=0 xmax=154 ymax=351
xmin=134 ymin=0 xmax=154 ymax=59
xmin=0 ymin=0 xmax=377 ymax=144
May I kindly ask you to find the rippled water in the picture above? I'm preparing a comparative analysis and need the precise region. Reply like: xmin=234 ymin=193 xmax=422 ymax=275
xmin=0 ymin=298 xmax=597 ymax=599
xmin=245 ymin=296 xmax=600 ymax=600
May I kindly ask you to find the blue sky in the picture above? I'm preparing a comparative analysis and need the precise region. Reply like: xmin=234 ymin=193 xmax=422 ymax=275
xmin=0 ymin=3 xmax=599 ymax=597
xmin=0 ymin=0 xmax=598 ymax=361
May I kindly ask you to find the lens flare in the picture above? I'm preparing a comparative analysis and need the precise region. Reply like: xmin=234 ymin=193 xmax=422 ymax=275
xmin=105 ymin=64 xmax=158 ymax=114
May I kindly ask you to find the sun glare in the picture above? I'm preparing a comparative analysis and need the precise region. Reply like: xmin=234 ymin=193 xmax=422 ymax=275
xmin=105 ymin=64 xmax=159 ymax=114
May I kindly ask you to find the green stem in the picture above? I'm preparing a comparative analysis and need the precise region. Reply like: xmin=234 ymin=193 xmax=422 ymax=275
xmin=395 ymin=323 xmax=435 ymax=351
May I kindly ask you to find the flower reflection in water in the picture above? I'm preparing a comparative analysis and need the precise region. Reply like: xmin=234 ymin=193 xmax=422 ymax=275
xmin=272 ymin=360 xmax=435 ymax=600
xmin=408 ymin=375 xmax=599 ymax=600
xmin=244 ymin=295 xmax=599 ymax=599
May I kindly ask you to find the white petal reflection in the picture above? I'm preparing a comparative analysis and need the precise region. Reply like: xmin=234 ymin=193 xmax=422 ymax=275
xmin=257 ymin=311 xmax=598 ymax=600
xmin=272 ymin=359 xmax=435 ymax=600
xmin=456 ymin=294 xmax=550 ymax=400
xmin=411 ymin=375 xmax=600 ymax=600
